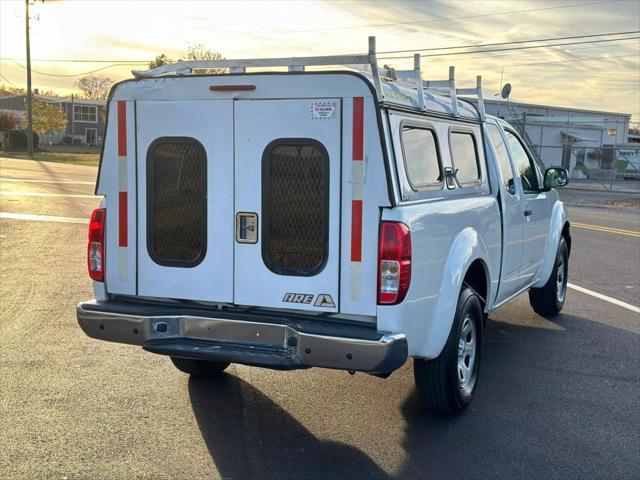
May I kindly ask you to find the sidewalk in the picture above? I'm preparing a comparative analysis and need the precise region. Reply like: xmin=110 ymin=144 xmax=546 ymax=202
xmin=558 ymin=187 xmax=640 ymax=209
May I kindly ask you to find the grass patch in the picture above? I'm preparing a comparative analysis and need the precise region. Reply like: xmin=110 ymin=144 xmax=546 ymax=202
xmin=0 ymin=150 xmax=99 ymax=166
xmin=609 ymin=197 xmax=640 ymax=208
xmin=46 ymin=145 xmax=102 ymax=155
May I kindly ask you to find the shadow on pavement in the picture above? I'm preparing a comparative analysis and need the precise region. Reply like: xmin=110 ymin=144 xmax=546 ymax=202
xmin=189 ymin=311 xmax=639 ymax=479
xmin=189 ymin=374 xmax=393 ymax=480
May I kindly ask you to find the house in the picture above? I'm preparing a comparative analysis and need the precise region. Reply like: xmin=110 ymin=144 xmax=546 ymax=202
xmin=0 ymin=90 xmax=106 ymax=146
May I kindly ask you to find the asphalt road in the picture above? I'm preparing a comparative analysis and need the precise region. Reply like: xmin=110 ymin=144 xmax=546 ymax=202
xmin=1 ymin=157 xmax=638 ymax=480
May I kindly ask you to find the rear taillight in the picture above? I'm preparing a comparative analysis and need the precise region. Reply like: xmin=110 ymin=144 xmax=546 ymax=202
xmin=378 ymin=222 xmax=411 ymax=305
xmin=88 ymin=208 xmax=105 ymax=282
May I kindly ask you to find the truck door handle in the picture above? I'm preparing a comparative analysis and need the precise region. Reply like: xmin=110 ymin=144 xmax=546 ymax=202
xmin=524 ymin=209 xmax=533 ymax=217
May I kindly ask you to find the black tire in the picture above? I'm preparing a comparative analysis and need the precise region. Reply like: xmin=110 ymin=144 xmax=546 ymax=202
xmin=170 ymin=357 xmax=230 ymax=377
xmin=529 ymin=236 xmax=569 ymax=317
xmin=414 ymin=287 xmax=483 ymax=416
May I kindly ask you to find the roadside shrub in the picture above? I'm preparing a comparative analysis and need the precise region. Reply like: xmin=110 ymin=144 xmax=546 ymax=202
xmin=6 ymin=129 xmax=39 ymax=149
xmin=0 ymin=111 xmax=20 ymax=132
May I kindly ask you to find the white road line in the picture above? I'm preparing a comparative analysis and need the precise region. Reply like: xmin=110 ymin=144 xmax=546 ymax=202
xmin=568 ymin=283 xmax=640 ymax=314
xmin=0 ymin=212 xmax=88 ymax=224
xmin=1 ymin=191 xmax=97 ymax=199
xmin=0 ymin=177 xmax=95 ymax=185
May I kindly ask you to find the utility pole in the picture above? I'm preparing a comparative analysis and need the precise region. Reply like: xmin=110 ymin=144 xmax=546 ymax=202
xmin=25 ymin=0 xmax=34 ymax=155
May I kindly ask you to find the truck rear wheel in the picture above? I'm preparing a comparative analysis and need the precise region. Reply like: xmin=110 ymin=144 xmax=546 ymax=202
xmin=170 ymin=357 xmax=230 ymax=376
xmin=413 ymin=287 xmax=483 ymax=416
xmin=529 ymin=237 xmax=569 ymax=317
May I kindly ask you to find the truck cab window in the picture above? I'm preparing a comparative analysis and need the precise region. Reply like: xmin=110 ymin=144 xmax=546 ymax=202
xmin=401 ymin=126 xmax=442 ymax=190
xmin=486 ymin=124 xmax=515 ymax=193
xmin=504 ymin=130 xmax=539 ymax=193
xmin=449 ymin=132 xmax=480 ymax=185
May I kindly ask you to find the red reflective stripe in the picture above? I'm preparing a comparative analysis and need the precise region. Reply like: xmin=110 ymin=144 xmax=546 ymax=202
xmin=351 ymin=97 xmax=364 ymax=263
xmin=118 ymin=191 xmax=128 ymax=247
xmin=350 ymin=199 xmax=363 ymax=262
xmin=352 ymin=97 xmax=363 ymax=161
xmin=117 ymin=101 xmax=127 ymax=156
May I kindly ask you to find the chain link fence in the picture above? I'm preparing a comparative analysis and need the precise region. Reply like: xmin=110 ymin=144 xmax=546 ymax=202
xmin=531 ymin=145 xmax=640 ymax=192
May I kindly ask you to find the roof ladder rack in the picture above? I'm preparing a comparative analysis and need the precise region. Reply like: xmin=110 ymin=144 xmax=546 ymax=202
xmin=456 ymin=75 xmax=486 ymax=121
xmin=132 ymin=36 xmax=384 ymax=93
xmin=131 ymin=36 xmax=486 ymax=121
xmin=423 ymin=66 xmax=459 ymax=117
xmin=393 ymin=54 xmax=425 ymax=111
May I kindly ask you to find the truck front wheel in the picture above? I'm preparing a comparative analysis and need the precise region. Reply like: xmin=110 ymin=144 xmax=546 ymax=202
xmin=170 ymin=357 xmax=230 ymax=376
xmin=413 ymin=287 xmax=483 ymax=416
xmin=529 ymin=236 xmax=569 ymax=317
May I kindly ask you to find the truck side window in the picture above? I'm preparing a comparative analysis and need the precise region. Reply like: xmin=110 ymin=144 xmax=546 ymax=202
xmin=449 ymin=132 xmax=480 ymax=185
xmin=147 ymin=137 xmax=207 ymax=267
xmin=486 ymin=124 xmax=515 ymax=193
xmin=504 ymin=130 xmax=539 ymax=193
xmin=401 ymin=126 xmax=443 ymax=190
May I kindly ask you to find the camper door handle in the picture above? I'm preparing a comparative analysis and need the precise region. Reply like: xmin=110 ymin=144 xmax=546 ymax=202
xmin=236 ymin=212 xmax=258 ymax=244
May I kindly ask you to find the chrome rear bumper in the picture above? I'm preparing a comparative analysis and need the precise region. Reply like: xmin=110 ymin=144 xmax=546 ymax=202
xmin=76 ymin=300 xmax=407 ymax=373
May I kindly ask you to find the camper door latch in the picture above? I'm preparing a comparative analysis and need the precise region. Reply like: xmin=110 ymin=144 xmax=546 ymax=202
xmin=236 ymin=212 xmax=258 ymax=244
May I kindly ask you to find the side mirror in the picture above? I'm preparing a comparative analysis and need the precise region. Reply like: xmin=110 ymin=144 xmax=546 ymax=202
xmin=543 ymin=167 xmax=568 ymax=190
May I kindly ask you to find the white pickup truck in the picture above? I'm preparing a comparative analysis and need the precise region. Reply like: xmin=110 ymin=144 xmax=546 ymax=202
xmin=77 ymin=39 xmax=571 ymax=415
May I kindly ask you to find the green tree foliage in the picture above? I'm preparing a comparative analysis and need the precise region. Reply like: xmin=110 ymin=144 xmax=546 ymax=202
xmin=32 ymin=99 xmax=66 ymax=134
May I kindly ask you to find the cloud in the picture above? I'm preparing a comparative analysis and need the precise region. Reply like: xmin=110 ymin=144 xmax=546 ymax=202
xmin=1 ymin=0 xmax=638 ymax=119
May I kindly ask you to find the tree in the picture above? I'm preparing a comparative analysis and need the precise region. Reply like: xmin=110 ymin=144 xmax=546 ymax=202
xmin=32 ymin=99 xmax=66 ymax=134
xmin=148 ymin=54 xmax=172 ymax=69
xmin=0 ymin=111 xmax=20 ymax=132
xmin=184 ymin=44 xmax=226 ymax=74
xmin=148 ymin=45 xmax=226 ymax=74
xmin=75 ymin=75 xmax=113 ymax=100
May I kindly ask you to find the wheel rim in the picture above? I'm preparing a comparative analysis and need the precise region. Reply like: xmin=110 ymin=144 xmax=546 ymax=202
xmin=557 ymin=255 xmax=567 ymax=303
xmin=457 ymin=315 xmax=477 ymax=395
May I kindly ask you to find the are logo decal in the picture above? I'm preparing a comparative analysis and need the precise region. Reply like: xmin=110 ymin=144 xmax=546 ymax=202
xmin=314 ymin=294 xmax=336 ymax=308
xmin=282 ymin=293 xmax=336 ymax=308
xmin=282 ymin=293 xmax=314 ymax=304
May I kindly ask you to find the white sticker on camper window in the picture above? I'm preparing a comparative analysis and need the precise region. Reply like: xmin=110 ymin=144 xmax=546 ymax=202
xmin=311 ymin=102 xmax=335 ymax=120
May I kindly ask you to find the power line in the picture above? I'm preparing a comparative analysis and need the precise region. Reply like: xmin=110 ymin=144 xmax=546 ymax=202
xmin=8 ymin=62 xmax=146 ymax=78
xmin=0 ymin=58 xmax=149 ymax=64
xmin=3 ymin=30 xmax=637 ymax=65
xmin=195 ymin=0 xmax=629 ymax=36
xmin=503 ymin=53 xmax=640 ymax=68
xmin=3 ymin=34 xmax=638 ymax=78
xmin=0 ymin=73 xmax=18 ymax=88
xmin=0 ymin=30 xmax=640 ymax=68
xmin=378 ymin=30 xmax=640 ymax=55
xmin=2 ymin=37 xmax=634 ymax=68
xmin=379 ymin=36 xmax=640 ymax=60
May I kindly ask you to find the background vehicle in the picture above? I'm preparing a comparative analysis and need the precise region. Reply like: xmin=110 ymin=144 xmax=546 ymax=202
xmin=77 ymin=37 xmax=570 ymax=415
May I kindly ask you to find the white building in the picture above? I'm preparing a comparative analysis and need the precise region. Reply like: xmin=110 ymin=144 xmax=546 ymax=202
xmin=468 ymin=98 xmax=634 ymax=178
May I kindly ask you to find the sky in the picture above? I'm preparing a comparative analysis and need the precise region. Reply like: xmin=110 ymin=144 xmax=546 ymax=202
xmin=1 ymin=0 xmax=639 ymax=122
